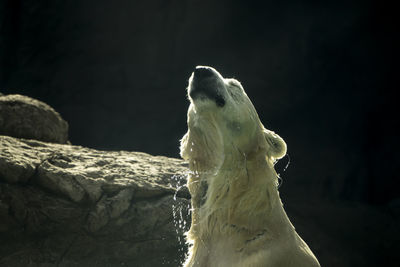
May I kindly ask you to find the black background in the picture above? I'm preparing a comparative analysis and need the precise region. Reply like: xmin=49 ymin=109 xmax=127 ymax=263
xmin=1 ymin=0 xmax=399 ymax=265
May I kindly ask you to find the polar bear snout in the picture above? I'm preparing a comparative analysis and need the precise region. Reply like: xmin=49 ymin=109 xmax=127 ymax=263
xmin=193 ymin=66 xmax=215 ymax=79
xmin=188 ymin=66 xmax=226 ymax=107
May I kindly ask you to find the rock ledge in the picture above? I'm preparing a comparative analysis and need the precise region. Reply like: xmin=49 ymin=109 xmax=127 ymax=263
xmin=0 ymin=135 xmax=190 ymax=267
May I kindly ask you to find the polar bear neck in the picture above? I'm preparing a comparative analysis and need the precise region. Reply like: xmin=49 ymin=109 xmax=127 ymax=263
xmin=187 ymin=149 xmax=284 ymax=239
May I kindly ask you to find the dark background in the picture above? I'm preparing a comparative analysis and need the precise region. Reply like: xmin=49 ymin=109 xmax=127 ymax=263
xmin=1 ymin=0 xmax=399 ymax=266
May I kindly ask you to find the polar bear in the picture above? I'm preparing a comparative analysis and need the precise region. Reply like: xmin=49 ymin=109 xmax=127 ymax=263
xmin=180 ymin=66 xmax=320 ymax=267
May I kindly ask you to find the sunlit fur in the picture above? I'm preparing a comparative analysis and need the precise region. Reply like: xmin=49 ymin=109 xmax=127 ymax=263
xmin=180 ymin=66 xmax=320 ymax=267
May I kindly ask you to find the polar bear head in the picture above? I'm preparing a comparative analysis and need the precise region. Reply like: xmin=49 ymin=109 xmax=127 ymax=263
xmin=180 ymin=66 xmax=286 ymax=171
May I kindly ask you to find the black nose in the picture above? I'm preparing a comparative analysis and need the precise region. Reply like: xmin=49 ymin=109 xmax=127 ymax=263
xmin=193 ymin=66 xmax=214 ymax=80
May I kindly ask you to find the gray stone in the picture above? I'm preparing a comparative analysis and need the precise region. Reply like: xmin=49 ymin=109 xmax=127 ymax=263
xmin=0 ymin=135 xmax=190 ymax=267
xmin=0 ymin=94 xmax=69 ymax=144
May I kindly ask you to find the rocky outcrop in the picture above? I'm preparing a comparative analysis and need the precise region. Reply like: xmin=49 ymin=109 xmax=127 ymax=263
xmin=0 ymin=135 xmax=190 ymax=267
xmin=0 ymin=94 xmax=69 ymax=144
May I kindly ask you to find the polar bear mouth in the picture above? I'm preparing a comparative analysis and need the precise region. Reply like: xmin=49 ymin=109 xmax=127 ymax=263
xmin=188 ymin=66 xmax=226 ymax=107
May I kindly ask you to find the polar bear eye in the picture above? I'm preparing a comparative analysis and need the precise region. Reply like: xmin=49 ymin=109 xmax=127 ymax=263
xmin=216 ymin=96 xmax=225 ymax=107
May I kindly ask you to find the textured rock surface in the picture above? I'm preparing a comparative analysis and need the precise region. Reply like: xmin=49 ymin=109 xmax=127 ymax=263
xmin=0 ymin=135 xmax=190 ymax=267
xmin=0 ymin=94 xmax=69 ymax=144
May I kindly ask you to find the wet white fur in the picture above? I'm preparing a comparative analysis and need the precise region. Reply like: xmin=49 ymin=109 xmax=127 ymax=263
xmin=180 ymin=67 xmax=320 ymax=267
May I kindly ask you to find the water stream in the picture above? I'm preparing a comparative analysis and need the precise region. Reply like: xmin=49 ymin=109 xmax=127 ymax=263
xmin=170 ymin=174 xmax=191 ymax=266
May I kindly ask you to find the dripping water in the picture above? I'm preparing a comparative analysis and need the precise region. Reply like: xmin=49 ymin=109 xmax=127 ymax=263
xmin=170 ymin=173 xmax=191 ymax=265
xmin=275 ymin=153 xmax=291 ymax=189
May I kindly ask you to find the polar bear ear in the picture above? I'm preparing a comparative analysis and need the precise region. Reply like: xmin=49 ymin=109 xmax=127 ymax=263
xmin=180 ymin=132 xmax=190 ymax=160
xmin=264 ymin=129 xmax=287 ymax=159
